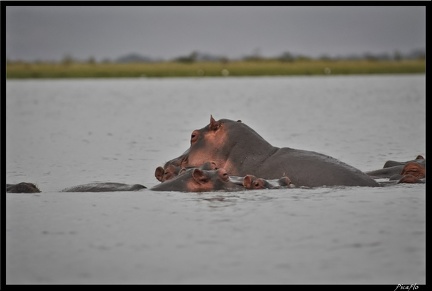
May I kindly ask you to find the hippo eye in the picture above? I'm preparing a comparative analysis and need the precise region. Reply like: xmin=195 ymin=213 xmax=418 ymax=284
xmin=191 ymin=130 xmax=199 ymax=144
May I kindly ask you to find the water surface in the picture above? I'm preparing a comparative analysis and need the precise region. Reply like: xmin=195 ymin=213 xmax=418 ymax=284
xmin=6 ymin=75 xmax=425 ymax=284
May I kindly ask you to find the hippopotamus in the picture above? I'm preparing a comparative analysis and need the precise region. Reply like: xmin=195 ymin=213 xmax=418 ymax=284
xmin=241 ymin=175 xmax=294 ymax=189
xmin=154 ymin=150 xmax=192 ymax=182
xmin=155 ymin=164 xmax=181 ymax=182
xmin=61 ymin=182 xmax=147 ymax=192
xmin=5 ymin=182 xmax=146 ymax=193
xmin=162 ymin=116 xmax=379 ymax=188
xmin=390 ymin=162 xmax=426 ymax=182
xmin=6 ymin=182 xmax=41 ymax=193
xmin=152 ymin=166 xmax=295 ymax=192
xmin=155 ymin=161 xmax=217 ymax=182
xmin=366 ymin=158 xmax=426 ymax=180
xmin=151 ymin=167 xmax=244 ymax=192
xmin=383 ymin=155 xmax=425 ymax=168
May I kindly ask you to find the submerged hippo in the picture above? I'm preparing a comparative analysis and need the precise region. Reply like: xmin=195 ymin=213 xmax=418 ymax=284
xmin=366 ymin=159 xmax=426 ymax=180
xmin=155 ymin=164 xmax=181 ymax=182
xmin=151 ymin=167 xmax=245 ymax=192
xmin=366 ymin=165 xmax=406 ymax=179
xmin=155 ymin=161 xmax=217 ymax=182
xmin=61 ymin=182 xmax=147 ymax=192
xmin=6 ymin=182 xmax=41 ymax=193
xmin=5 ymin=182 xmax=146 ymax=193
xmin=163 ymin=116 xmax=379 ymax=188
xmin=242 ymin=175 xmax=294 ymax=190
xmin=383 ymin=155 xmax=425 ymax=168
xmin=391 ymin=162 xmax=426 ymax=183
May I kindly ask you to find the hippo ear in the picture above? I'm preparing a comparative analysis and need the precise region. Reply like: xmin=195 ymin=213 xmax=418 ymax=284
xmin=155 ymin=167 xmax=165 ymax=182
xmin=242 ymin=175 xmax=253 ymax=189
xmin=192 ymin=169 xmax=210 ymax=184
xmin=178 ymin=167 xmax=187 ymax=175
xmin=210 ymin=115 xmax=221 ymax=131
xmin=209 ymin=161 xmax=218 ymax=170
xmin=278 ymin=176 xmax=292 ymax=186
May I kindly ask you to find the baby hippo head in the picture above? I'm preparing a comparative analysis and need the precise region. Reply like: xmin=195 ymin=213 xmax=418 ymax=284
xmin=151 ymin=167 xmax=243 ymax=192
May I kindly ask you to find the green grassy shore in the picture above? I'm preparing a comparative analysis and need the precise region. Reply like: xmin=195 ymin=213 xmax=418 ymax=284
xmin=6 ymin=59 xmax=425 ymax=78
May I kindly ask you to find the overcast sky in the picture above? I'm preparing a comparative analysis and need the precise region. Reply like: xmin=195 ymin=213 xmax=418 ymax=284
xmin=5 ymin=5 xmax=426 ymax=61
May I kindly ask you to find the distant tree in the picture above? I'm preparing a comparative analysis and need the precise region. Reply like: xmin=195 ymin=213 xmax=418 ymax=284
xmin=243 ymin=48 xmax=263 ymax=62
xmin=278 ymin=51 xmax=295 ymax=62
xmin=296 ymin=55 xmax=311 ymax=62
xmin=219 ymin=57 xmax=229 ymax=64
xmin=175 ymin=51 xmax=198 ymax=63
xmin=101 ymin=58 xmax=112 ymax=64
xmin=61 ymin=54 xmax=74 ymax=65
xmin=363 ymin=52 xmax=378 ymax=62
xmin=87 ymin=56 xmax=96 ymax=64
xmin=393 ymin=50 xmax=402 ymax=61
xmin=411 ymin=49 xmax=426 ymax=60
xmin=318 ymin=54 xmax=332 ymax=61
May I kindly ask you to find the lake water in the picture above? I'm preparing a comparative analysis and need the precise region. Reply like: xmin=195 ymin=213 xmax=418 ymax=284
xmin=6 ymin=75 xmax=425 ymax=284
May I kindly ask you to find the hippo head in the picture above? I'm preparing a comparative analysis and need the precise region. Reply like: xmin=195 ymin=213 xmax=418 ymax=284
xmin=400 ymin=162 xmax=426 ymax=179
xmin=151 ymin=167 xmax=243 ymax=192
xmin=186 ymin=115 xmax=234 ymax=168
xmin=179 ymin=115 xmax=271 ymax=175
xmin=155 ymin=164 xmax=181 ymax=182
xmin=242 ymin=175 xmax=269 ymax=190
xmin=242 ymin=174 xmax=294 ymax=189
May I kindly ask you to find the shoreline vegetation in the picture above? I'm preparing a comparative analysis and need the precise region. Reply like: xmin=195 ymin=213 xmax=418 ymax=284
xmin=6 ymin=59 xmax=425 ymax=79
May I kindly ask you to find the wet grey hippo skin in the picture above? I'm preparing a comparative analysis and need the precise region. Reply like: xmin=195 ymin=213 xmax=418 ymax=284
xmin=163 ymin=116 xmax=379 ymax=188
xmin=366 ymin=165 xmax=406 ymax=179
xmin=61 ymin=182 xmax=146 ymax=192
xmin=6 ymin=182 xmax=41 ymax=193
xmin=6 ymin=182 xmax=146 ymax=193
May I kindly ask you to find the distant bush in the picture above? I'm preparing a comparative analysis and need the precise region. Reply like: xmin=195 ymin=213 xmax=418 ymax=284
xmin=6 ymin=59 xmax=425 ymax=79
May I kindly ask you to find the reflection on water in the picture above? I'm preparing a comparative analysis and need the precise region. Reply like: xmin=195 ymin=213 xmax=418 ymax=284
xmin=6 ymin=75 xmax=425 ymax=284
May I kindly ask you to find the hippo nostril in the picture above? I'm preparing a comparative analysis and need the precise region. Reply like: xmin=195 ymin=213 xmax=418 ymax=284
xmin=219 ymin=170 xmax=229 ymax=181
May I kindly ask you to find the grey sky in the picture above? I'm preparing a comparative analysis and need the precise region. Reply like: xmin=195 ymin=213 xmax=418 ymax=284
xmin=5 ymin=5 xmax=426 ymax=61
